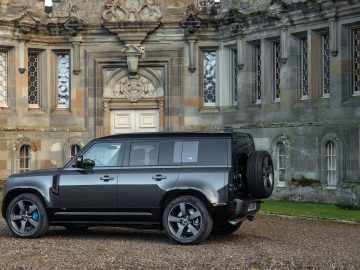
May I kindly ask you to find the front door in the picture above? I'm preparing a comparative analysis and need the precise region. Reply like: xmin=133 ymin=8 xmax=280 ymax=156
xmin=111 ymin=109 xmax=159 ymax=134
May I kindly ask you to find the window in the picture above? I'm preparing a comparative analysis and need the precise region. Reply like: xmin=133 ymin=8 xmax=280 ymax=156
xmin=20 ymin=145 xmax=31 ymax=172
xmin=300 ymin=36 xmax=309 ymax=99
xmin=352 ymin=28 xmax=360 ymax=95
xmin=272 ymin=41 xmax=281 ymax=102
xmin=253 ymin=44 xmax=261 ymax=103
xmin=276 ymin=142 xmax=286 ymax=187
xmin=158 ymin=140 xmax=182 ymax=166
xmin=321 ymin=33 xmax=330 ymax=97
xmin=129 ymin=142 xmax=160 ymax=166
xmin=57 ymin=52 xmax=70 ymax=108
xmin=83 ymin=142 xmax=123 ymax=167
xmin=326 ymin=141 xmax=337 ymax=187
xmin=28 ymin=52 xmax=40 ymax=108
xmin=203 ymin=50 xmax=216 ymax=106
xmin=0 ymin=51 xmax=8 ymax=107
xmin=231 ymin=48 xmax=238 ymax=104
xmin=70 ymin=144 xmax=81 ymax=159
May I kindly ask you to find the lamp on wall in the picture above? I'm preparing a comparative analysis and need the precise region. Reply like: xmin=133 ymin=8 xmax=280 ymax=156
xmin=45 ymin=0 xmax=53 ymax=14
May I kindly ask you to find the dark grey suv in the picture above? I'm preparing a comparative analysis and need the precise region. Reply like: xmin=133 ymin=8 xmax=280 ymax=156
xmin=1 ymin=132 xmax=274 ymax=244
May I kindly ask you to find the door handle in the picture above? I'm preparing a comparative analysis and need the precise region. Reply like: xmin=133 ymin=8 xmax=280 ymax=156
xmin=100 ymin=175 xmax=115 ymax=182
xmin=152 ymin=174 xmax=167 ymax=181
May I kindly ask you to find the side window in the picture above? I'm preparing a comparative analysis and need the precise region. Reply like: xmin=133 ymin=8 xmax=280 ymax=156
xmin=158 ymin=140 xmax=182 ymax=166
xmin=83 ymin=142 xmax=123 ymax=167
xmin=129 ymin=141 xmax=160 ymax=166
xmin=182 ymin=139 xmax=228 ymax=166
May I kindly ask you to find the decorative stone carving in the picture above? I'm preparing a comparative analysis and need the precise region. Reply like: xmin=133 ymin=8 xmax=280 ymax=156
xmin=102 ymin=0 xmax=162 ymax=23
xmin=181 ymin=14 xmax=201 ymax=73
xmin=115 ymin=75 xmax=155 ymax=103
xmin=102 ymin=0 xmax=162 ymax=75
xmin=14 ymin=12 xmax=40 ymax=34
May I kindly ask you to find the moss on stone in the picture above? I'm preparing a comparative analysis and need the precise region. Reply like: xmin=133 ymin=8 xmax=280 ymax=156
xmin=291 ymin=178 xmax=321 ymax=187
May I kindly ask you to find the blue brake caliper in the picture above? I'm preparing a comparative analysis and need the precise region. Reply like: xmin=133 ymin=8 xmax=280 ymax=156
xmin=32 ymin=211 xmax=39 ymax=222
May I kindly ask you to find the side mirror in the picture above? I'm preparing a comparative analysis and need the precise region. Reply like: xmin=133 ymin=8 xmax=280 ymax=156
xmin=83 ymin=159 xmax=95 ymax=170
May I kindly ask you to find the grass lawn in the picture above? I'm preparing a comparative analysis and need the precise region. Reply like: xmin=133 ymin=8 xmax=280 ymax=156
xmin=261 ymin=200 xmax=360 ymax=223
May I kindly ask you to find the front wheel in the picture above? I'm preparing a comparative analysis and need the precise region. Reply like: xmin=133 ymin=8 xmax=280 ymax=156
xmin=6 ymin=193 xmax=49 ymax=238
xmin=162 ymin=196 xmax=213 ymax=244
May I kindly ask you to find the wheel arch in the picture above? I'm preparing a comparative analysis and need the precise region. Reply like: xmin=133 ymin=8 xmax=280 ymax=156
xmin=159 ymin=189 xmax=212 ymax=224
xmin=2 ymin=188 xmax=48 ymax=220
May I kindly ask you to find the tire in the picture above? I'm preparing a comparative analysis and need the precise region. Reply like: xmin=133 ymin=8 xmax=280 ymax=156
xmin=246 ymin=151 xmax=274 ymax=199
xmin=6 ymin=193 xmax=49 ymax=238
xmin=162 ymin=196 xmax=213 ymax=245
xmin=212 ymin=220 xmax=242 ymax=236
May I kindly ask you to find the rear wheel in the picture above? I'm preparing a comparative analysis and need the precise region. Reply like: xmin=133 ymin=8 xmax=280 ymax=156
xmin=6 ymin=193 xmax=49 ymax=238
xmin=246 ymin=151 xmax=274 ymax=199
xmin=162 ymin=196 xmax=213 ymax=244
xmin=212 ymin=219 xmax=242 ymax=235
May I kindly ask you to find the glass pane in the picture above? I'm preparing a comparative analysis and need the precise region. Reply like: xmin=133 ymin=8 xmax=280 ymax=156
xmin=353 ymin=29 xmax=360 ymax=94
xmin=231 ymin=49 xmax=238 ymax=104
xmin=300 ymin=37 xmax=308 ymax=98
xmin=203 ymin=51 xmax=216 ymax=105
xmin=0 ymin=51 xmax=8 ymax=106
xmin=254 ymin=44 xmax=261 ymax=102
xmin=129 ymin=142 xmax=160 ymax=166
xmin=182 ymin=141 xmax=199 ymax=163
xmin=322 ymin=34 xmax=330 ymax=96
xmin=57 ymin=53 xmax=70 ymax=108
xmin=158 ymin=140 xmax=182 ymax=166
xmin=28 ymin=52 xmax=39 ymax=105
xmin=83 ymin=142 xmax=123 ymax=167
xmin=273 ymin=41 xmax=281 ymax=100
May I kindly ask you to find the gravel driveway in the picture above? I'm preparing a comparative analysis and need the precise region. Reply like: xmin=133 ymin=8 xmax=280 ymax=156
xmin=0 ymin=215 xmax=359 ymax=270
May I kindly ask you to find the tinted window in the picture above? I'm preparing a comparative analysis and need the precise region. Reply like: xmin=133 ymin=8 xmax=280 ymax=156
xmin=83 ymin=142 xmax=123 ymax=167
xmin=159 ymin=140 xmax=182 ymax=166
xmin=129 ymin=141 xmax=160 ymax=166
xmin=182 ymin=139 xmax=228 ymax=166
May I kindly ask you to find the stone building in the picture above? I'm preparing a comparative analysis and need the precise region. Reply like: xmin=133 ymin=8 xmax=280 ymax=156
xmin=0 ymin=0 xmax=359 ymax=207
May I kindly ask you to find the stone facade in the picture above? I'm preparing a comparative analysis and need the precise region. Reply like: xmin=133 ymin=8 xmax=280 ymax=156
xmin=0 ymin=0 xmax=359 ymax=207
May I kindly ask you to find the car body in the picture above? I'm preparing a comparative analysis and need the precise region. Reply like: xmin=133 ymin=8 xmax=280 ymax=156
xmin=2 ymin=131 xmax=274 ymax=244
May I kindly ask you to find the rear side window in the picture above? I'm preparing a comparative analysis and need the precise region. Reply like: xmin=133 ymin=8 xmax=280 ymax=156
xmin=83 ymin=142 xmax=124 ymax=167
xmin=182 ymin=139 xmax=228 ymax=166
xmin=159 ymin=140 xmax=182 ymax=166
xmin=129 ymin=141 xmax=160 ymax=166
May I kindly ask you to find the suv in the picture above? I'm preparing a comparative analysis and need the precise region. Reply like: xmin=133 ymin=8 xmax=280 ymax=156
xmin=1 ymin=132 xmax=274 ymax=244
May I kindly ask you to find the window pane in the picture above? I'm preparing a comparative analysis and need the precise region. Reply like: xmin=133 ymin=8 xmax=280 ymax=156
xmin=273 ymin=41 xmax=281 ymax=101
xmin=326 ymin=141 xmax=337 ymax=186
xmin=129 ymin=142 xmax=159 ymax=166
xmin=203 ymin=51 xmax=216 ymax=105
xmin=254 ymin=44 xmax=261 ymax=103
xmin=0 ymin=51 xmax=8 ymax=106
xmin=83 ymin=142 xmax=123 ymax=167
xmin=300 ymin=37 xmax=308 ymax=98
xmin=159 ymin=140 xmax=181 ymax=166
xmin=57 ymin=53 xmax=70 ymax=108
xmin=28 ymin=52 xmax=40 ymax=106
xmin=231 ymin=48 xmax=238 ymax=104
xmin=322 ymin=34 xmax=330 ymax=96
xmin=352 ymin=29 xmax=360 ymax=94
xmin=70 ymin=144 xmax=81 ymax=159
xmin=19 ymin=145 xmax=31 ymax=172
xmin=182 ymin=141 xmax=199 ymax=163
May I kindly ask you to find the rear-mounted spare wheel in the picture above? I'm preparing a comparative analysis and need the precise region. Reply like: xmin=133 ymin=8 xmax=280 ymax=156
xmin=246 ymin=151 xmax=274 ymax=199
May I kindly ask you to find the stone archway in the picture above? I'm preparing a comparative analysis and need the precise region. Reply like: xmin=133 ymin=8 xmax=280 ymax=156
xmin=102 ymin=68 xmax=165 ymax=135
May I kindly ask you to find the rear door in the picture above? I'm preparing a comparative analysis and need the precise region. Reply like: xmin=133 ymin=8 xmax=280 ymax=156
xmin=117 ymin=139 xmax=181 ymax=223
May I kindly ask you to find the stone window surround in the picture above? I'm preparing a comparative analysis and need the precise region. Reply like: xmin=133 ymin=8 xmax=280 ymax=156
xmin=0 ymin=45 xmax=15 ymax=110
xmin=11 ymin=138 xmax=37 ymax=174
xmin=52 ymin=49 xmax=71 ymax=111
xmin=199 ymin=45 xmax=219 ymax=111
xmin=63 ymin=137 xmax=85 ymax=165
xmin=320 ymin=133 xmax=345 ymax=188
xmin=271 ymin=134 xmax=292 ymax=188
xmin=27 ymin=48 xmax=46 ymax=110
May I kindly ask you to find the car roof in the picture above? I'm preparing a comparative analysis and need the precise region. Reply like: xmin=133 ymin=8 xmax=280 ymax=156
xmin=97 ymin=131 xmax=242 ymax=140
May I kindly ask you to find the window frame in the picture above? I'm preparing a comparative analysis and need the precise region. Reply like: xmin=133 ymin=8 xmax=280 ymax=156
xmin=70 ymin=144 xmax=81 ymax=160
xmin=351 ymin=28 xmax=360 ymax=96
xmin=325 ymin=141 xmax=337 ymax=187
xmin=0 ymin=49 xmax=9 ymax=108
xmin=272 ymin=40 xmax=281 ymax=102
xmin=19 ymin=144 xmax=31 ymax=173
xmin=53 ymin=49 xmax=71 ymax=110
xmin=321 ymin=33 xmax=331 ymax=98
xmin=299 ymin=35 xmax=309 ymax=100
xmin=27 ymin=49 xmax=45 ymax=109
xmin=201 ymin=48 xmax=218 ymax=108
xmin=253 ymin=43 xmax=262 ymax=104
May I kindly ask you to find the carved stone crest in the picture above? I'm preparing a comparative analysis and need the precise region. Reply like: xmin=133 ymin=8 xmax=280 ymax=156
xmin=14 ymin=12 xmax=40 ymax=34
xmin=115 ymin=76 xmax=155 ymax=102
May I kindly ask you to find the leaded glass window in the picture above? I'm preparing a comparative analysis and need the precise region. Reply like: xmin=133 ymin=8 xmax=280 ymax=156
xmin=326 ymin=141 xmax=337 ymax=186
xmin=276 ymin=142 xmax=286 ymax=186
xmin=57 ymin=53 xmax=70 ymax=108
xmin=254 ymin=44 xmax=261 ymax=103
xmin=203 ymin=51 xmax=216 ymax=105
xmin=28 ymin=52 xmax=40 ymax=107
xmin=322 ymin=34 xmax=330 ymax=97
xmin=273 ymin=41 xmax=281 ymax=101
xmin=0 ymin=51 xmax=8 ymax=107
xmin=352 ymin=28 xmax=360 ymax=95
xmin=20 ymin=145 xmax=31 ymax=173
xmin=300 ymin=37 xmax=308 ymax=99
xmin=70 ymin=144 xmax=81 ymax=159
xmin=231 ymin=48 xmax=238 ymax=104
